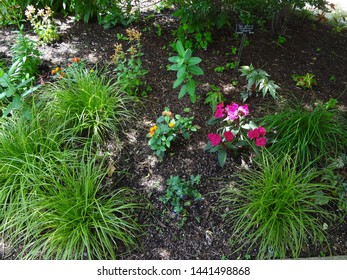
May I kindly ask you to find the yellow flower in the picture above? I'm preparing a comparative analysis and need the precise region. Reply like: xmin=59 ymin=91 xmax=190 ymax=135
xmin=168 ymin=122 xmax=175 ymax=128
xmin=149 ymin=125 xmax=158 ymax=137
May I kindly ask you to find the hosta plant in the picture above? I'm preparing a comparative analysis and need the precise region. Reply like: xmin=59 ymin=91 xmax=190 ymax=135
xmin=147 ymin=107 xmax=197 ymax=159
xmin=206 ymin=102 xmax=267 ymax=167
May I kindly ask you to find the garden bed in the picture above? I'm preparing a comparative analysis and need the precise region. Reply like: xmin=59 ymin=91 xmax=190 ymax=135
xmin=0 ymin=8 xmax=346 ymax=260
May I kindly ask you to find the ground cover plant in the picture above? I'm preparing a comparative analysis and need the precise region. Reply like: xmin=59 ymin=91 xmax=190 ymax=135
xmin=0 ymin=0 xmax=346 ymax=260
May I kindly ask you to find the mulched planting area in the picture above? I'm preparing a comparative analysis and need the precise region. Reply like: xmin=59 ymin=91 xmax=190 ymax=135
xmin=1 ymin=10 xmax=346 ymax=259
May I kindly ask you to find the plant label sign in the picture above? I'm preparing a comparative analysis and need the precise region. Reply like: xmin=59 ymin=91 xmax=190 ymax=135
xmin=235 ymin=24 xmax=254 ymax=34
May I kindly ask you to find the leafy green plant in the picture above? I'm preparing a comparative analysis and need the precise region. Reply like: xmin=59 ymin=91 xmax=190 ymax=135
xmin=147 ymin=107 xmax=197 ymax=159
xmin=206 ymin=103 xmax=267 ymax=167
xmin=261 ymin=99 xmax=347 ymax=167
xmin=214 ymin=66 xmax=225 ymax=73
xmin=161 ymin=175 xmax=202 ymax=215
xmin=239 ymin=64 xmax=279 ymax=101
xmin=25 ymin=5 xmax=60 ymax=44
xmin=46 ymin=63 xmax=135 ymax=142
xmin=204 ymin=84 xmax=225 ymax=113
xmin=0 ymin=0 xmax=23 ymax=26
xmin=221 ymin=151 xmax=335 ymax=259
xmin=112 ymin=28 xmax=148 ymax=96
xmin=97 ymin=0 xmax=140 ymax=28
xmin=168 ymin=40 xmax=204 ymax=103
xmin=0 ymin=31 xmax=41 ymax=118
xmin=323 ymin=154 xmax=347 ymax=213
xmin=292 ymin=73 xmax=317 ymax=89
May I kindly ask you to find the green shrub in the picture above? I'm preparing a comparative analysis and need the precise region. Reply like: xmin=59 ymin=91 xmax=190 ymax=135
xmin=45 ymin=65 xmax=135 ymax=142
xmin=261 ymin=100 xmax=347 ymax=167
xmin=221 ymin=152 xmax=335 ymax=259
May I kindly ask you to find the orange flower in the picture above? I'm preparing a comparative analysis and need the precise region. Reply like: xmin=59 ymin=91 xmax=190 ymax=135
xmin=51 ymin=67 xmax=60 ymax=75
xmin=149 ymin=125 xmax=158 ymax=137
xmin=168 ymin=122 xmax=175 ymax=128
xmin=59 ymin=71 xmax=66 ymax=78
xmin=71 ymin=57 xmax=81 ymax=63
xmin=162 ymin=111 xmax=172 ymax=117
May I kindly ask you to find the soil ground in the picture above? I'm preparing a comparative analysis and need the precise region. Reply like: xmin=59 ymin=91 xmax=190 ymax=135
xmin=0 ymin=8 xmax=346 ymax=259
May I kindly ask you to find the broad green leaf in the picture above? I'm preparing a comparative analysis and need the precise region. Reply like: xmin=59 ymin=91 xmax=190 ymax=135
xmin=189 ymin=92 xmax=196 ymax=103
xmin=183 ymin=49 xmax=192 ymax=61
xmin=173 ymin=76 xmax=185 ymax=89
xmin=218 ymin=149 xmax=227 ymax=167
xmin=177 ymin=65 xmax=187 ymax=79
xmin=188 ymin=65 xmax=204 ymax=76
xmin=186 ymin=79 xmax=196 ymax=96
xmin=188 ymin=57 xmax=202 ymax=66
xmin=178 ymin=85 xmax=187 ymax=98
xmin=168 ymin=64 xmax=180 ymax=71
xmin=0 ymin=68 xmax=4 ymax=77
xmin=168 ymin=56 xmax=180 ymax=63
xmin=176 ymin=40 xmax=185 ymax=57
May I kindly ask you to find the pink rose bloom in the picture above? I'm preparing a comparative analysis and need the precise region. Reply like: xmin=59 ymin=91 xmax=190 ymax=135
xmin=208 ymin=133 xmax=222 ymax=146
xmin=238 ymin=104 xmax=249 ymax=116
xmin=255 ymin=137 xmax=267 ymax=147
xmin=248 ymin=129 xmax=260 ymax=139
xmin=215 ymin=103 xmax=225 ymax=118
xmin=226 ymin=103 xmax=239 ymax=120
xmin=257 ymin=126 xmax=266 ymax=137
xmin=223 ymin=131 xmax=234 ymax=142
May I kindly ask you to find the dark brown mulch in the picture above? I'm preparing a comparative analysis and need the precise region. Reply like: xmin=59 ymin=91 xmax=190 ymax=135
xmin=1 ymin=11 xmax=346 ymax=260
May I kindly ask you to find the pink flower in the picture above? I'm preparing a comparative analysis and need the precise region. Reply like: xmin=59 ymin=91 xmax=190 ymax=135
xmin=208 ymin=133 xmax=222 ymax=146
xmin=238 ymin=104 xmax=249 ymax=116
xmin=257 ymin=126 xmax=266 ymax=137
xmin=255 ymin=137 xmax=267 ymax=147
xmin=226 ymin=103 xmax=239 ymax=120
xmin=248 ymin=129 xmax=260 ymax=139
xmin=223 ymin=131 xmax=234 ymax=142
xmin=215 ymin=103 xmax=225 ymax=118
xmin=226 ymin=103 xmax=249 ymax=121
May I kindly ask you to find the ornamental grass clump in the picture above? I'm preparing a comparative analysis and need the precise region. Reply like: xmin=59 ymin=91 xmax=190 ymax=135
xmin=45 ymin=64 xmax=135 ymax=142
xmin=261 ymin=99 xmax=347 ymax=167
xmin=2 ymin=150 xmax=145 ymax=259
xmin=221 ymin=152 xmax=335 ymax=259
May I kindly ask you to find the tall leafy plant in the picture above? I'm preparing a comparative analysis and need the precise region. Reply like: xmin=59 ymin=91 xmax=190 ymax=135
xmin=168 ymin=40 xmax=204 ymax=103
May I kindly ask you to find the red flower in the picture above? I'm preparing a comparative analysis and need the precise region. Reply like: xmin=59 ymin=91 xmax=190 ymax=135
xmin=248 ymin=129 xmax=260 ymax=139
xmin=255 ymin=137 xmax=267 ymax=147
xmin=215 ymin=103 xmax=225 ymax=118
xmin=257 ymin=126 xmax=266 ymax=137
xmin=208 ymin=133 xmax=222 ymax=146
xmin=223 ymin=131 xmax=234 ymax=142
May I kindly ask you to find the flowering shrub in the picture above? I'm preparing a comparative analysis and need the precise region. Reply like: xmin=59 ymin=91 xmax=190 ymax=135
xmin=147 ymin=107 xmax=197 ymax=159
xmin=112 ymin=28 xmax=148 ymax=96
xmin=25 ymin=5 xmax=59 ymax=44
xmin=205 ymin=102 xmax=267 ymax=167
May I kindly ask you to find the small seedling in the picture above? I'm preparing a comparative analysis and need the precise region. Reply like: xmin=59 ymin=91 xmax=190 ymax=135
xmin=277 ymin=35 xmax=286 ymax=45
xmin=329 ymin=74 xmax=336 ymax=81
xmin=292 ymin=73 xmax=317 ymax=89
